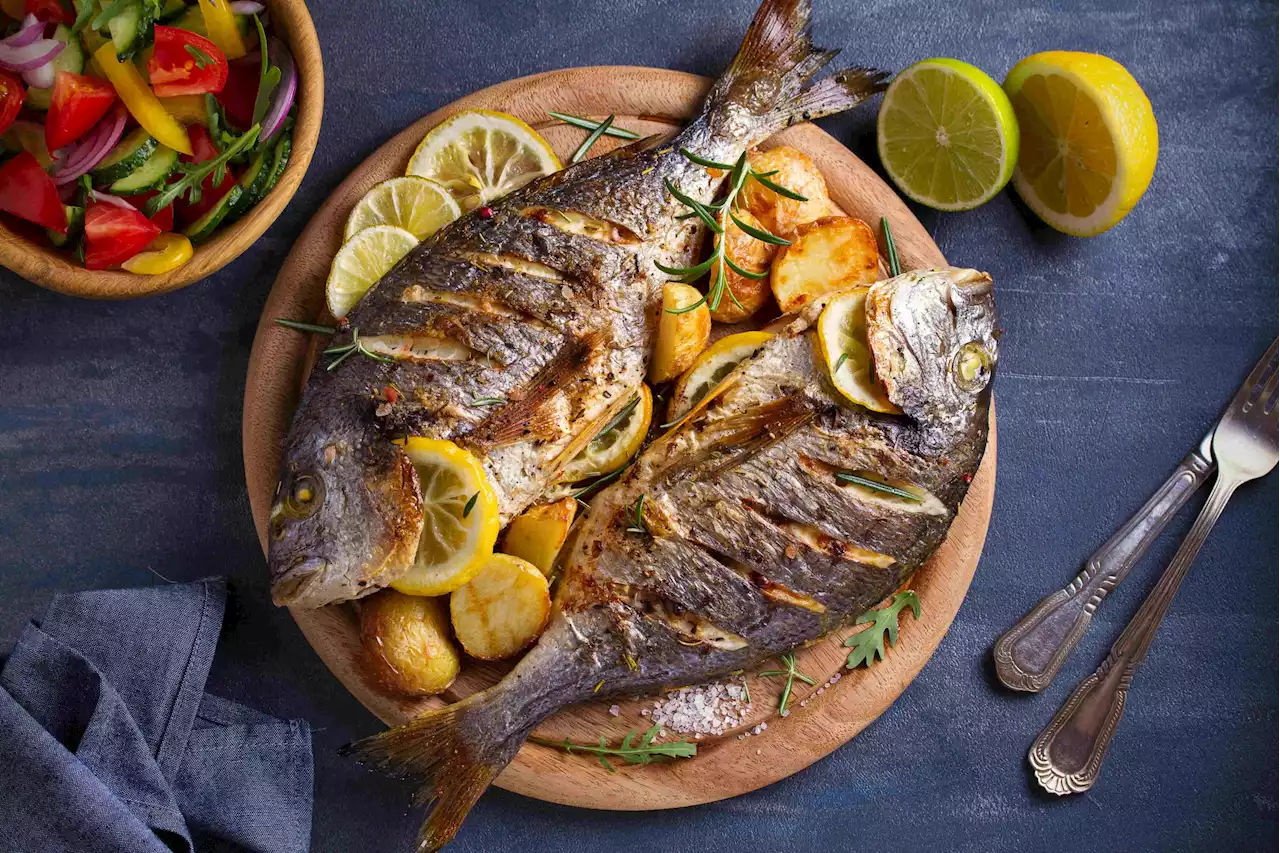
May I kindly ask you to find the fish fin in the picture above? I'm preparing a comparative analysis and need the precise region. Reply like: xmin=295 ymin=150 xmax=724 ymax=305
xmin=340 ymin=689 xmax=532 ymax=853
xmin=703 ymin=0 xmax=889 ymax=135
xmin=662 ymin=395 xmax=815 ymax=482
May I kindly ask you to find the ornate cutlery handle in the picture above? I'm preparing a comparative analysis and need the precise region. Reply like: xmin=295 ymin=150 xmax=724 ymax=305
xmin=993 ymin=433 xmax=1213 ymax=692
xmin=1028 ymin=473 xmax=1239 ymax=795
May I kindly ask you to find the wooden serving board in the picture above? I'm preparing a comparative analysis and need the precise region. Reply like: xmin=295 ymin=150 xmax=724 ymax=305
xmin=242 ymin=66 xmax=996 ymax=809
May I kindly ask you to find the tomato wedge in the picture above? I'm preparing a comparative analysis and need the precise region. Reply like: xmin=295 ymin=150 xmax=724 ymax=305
xmin=123 ymin=190 xmax=176 ymax=231
xmin=0 ymin=152 xmax=67 ymax=233
xmin=83 ymin=202 xmax=162 ymax=270
xmin=46 ymin=72 xmax=117 ymax=151
xmin=0 ymin=71 xmax=24 ymax=137
xmin=174 ymin=124 xmax=237 ymax=226
xmin=24 ymin=0 xmax=73 ymax=25
xmin=148 ymin=26 xmax=229 ymax=98
xmin=215 ymin=56 xmax=258 ymax=129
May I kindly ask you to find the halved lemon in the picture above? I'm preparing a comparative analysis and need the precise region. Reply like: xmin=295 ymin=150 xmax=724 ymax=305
xmin=1004 ymin=51 xmax=1158 ymax=236
xmin=560 ymin=384 xmax=654 ymax=482
xmin=325 ymin=225 xmax=419 ymax=319
xmin=877 ymin=58 xmax=1019 ymax=211
xmin=668 ymin=331 xmax=773 ymax=422
xmin=405 ymin=109 xmax=560 ymax=211
xmin=816 ymin=289 xmax=901 ymax=414
xmin=344 ymin=176 xmax=462 ymax=241
xmin=391 ymin=438 xmax=500 ymax=597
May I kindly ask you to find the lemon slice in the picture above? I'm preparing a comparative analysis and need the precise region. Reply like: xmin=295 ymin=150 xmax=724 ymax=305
xmin=405 ymin=109 xmax=560 ymax=211
xmin=817 ymin=289 xmax=901 ymax=414
xmin=344 ymin=176 xmax=462 ymax=241
xmin=668 ymin=331 xmax=773 ymax=422
xmin=391 ymin=438 xmax=500 ymax=597
xmin=1004 ymin=51 xmax=1158 ymax=236
xmin=325 ymin=225 xmax=419 ymax=319
xmin=877 ymin=58 xmax=1019 ymax=211
xmin=560 ymin=384 xmax=653 ymax=482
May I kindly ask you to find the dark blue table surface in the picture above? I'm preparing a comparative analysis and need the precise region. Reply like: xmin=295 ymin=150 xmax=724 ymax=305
xmin=1 ymin=1 xmax=1276 ymax=850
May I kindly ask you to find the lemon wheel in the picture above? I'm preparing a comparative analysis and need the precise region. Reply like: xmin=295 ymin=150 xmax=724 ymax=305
xmin=560 ymin=384 xmax=654 ymax=482
xmin=668 ymin=331 xmax=773 ymax=422
xmin=406 ymin=109 xmax=560 ymax=211
xmin=390 ymin=438 xmax=501 ymax=597
xmin=325 ymin=225 xmax=419 ymax=319
xmin=817 ymin=289 xmax=901 ymax=414
xmin=344 ymin=176 xmax=461 ymax=241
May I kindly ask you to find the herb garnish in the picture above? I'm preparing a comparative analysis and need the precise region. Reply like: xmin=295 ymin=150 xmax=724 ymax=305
xmin=530 ymin=724 xmax=697 ymax=772
xmin=835 ymin=472 xmax=922 ymax=502
xmin=759 ymin=651 xmax=815 ymax=716
xmin=656 ymin=150 xmax=804 ymax=314
xmin=571 ymin=114 xmax=615 ymax=164
xmin=625 ymin=493 xmax=648 ymax=534
xmin=323 ymin=327 xmax=394 ymax=371
xmin=462 ymin=491 xmax=479 ymax=518
xmin=881 ymin=216 xmax=901 ymax=277
xmin=568 ymin=462 xmax=631 ymax=502
xmin=274 ymin=318 xmax=336 ymax=335
xmin=71 ymin=0 xmax=94 ymax=33
xmin=250 ymin=15 xmax=281 ymax=131
xmin=594 ymin=394 xmax=640 ymax=442
xmin=470 ymin=396 xmax=506 ymax=407
xmin=844 ymin=591 xmax=921 ymax=669
xmin=548 ymin=111 xmax=641 ymax=140
xmin=833 ymin=352 xmax=849 ymax=373
xmin=91 ymin=0 xmax=128 ymax=31
xmin=185 ymin=44 xmax=215 ymax=70
xmin=145 ymin=125 xmax=261 ymax=215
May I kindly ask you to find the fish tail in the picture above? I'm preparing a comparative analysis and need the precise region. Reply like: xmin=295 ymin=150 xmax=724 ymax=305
xmin=340 ymin=686 xmax=535 ymax=852
xmin=704 ymin=0 xmax=890 ymax=136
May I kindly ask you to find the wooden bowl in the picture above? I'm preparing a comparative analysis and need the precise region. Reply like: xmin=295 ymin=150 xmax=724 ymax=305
xmin=0 ymin=0 xmax=323 ymax=300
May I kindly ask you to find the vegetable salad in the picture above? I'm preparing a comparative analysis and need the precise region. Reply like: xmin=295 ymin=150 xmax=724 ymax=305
xmin=0 ymin=0 xmax=297 ymax=274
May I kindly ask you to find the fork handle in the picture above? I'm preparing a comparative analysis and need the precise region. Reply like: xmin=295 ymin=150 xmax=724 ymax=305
xmin=993 ymin=437 xmax=1214 ymax=692
xmin=1028 ymin=473 xmax=1239 ymax=795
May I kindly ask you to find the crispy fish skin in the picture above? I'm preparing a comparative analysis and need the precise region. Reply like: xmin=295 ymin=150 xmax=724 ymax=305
xmin=267 ymin=0 xmax=888 ymax=609
xmin=343 ymin=267 xmax=999 ymax=850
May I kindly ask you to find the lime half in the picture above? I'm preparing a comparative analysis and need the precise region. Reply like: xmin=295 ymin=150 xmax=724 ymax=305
xmin=877 ymin=58 xmax=1019 ymax=211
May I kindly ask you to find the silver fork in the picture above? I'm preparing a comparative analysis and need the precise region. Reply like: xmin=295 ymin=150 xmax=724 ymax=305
xmin=1029 ymin=340 xmax=1278 ymax=795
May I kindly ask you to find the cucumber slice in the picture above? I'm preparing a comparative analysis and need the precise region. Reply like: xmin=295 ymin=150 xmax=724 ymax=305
xmin=227 ymin=146 xmax=270 ymax=218
xmin=108 ymin=0 xmax=157 ymax=61
xmin=24 ymin=26 xmax=86 ymax=111
xmin=93 ymin=128 xmax=159 ymax=184
xmin=109 ymin=143 xmax=178 ymax=193
xmin=157 ymin=0 xmax=187 ymax=22
xmin=47 ymin=205 xmax=85 ymax=248
xmin=183 ymin=184 xmax=243 ymax=243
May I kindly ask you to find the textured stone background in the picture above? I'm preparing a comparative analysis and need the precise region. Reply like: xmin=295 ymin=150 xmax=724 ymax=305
xmin=0 ymin=0 xmax=1276 ymax=850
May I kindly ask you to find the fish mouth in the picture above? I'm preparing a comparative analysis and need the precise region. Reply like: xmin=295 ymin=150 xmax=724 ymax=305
xmin=271 ymin=556 xmax=330 ymax=606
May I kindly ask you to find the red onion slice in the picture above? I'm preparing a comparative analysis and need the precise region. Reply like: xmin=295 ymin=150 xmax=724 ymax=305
xmin=0 ymin=37 xmax=64 ymax=72
xmin=261 ymin=37 xmax=296 ymax=141
xmin=91 ymin=190 xmax=139 ymax=210
xmin=54 ymin=105 xmax=127 ymax=184
xmin=4 ymin=14 xmax=45 ymax=49
xmin=229 ymin=0 xmax=265 ymax=13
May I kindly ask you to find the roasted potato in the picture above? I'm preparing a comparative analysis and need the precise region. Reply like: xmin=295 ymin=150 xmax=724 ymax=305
xmin=649 ymin=282 xmax=710 ymax=383
xmin=500 ymin=497 xmax=577 ymax=575
xmin=451 ymin=554 xmax=551 ymax=660
xmin=709 ymin=210 xmax=777 ymax=323
xmin=360 ymin=589 xmax=460 ymax=697
xmin=741 ymin=146 xmax=835 ymax=237
xmin=771 ymin=216 xmax=879 ymax=314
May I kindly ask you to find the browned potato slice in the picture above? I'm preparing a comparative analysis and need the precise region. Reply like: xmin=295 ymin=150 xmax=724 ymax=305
xmin=450 ymin=554 xmax=551 ymax=660
xmin=741 ymin=146 xmax=834 ymax=237
xmin=709 ymin=210 xmax=777 ymax=323
xmin=771 ymin=216 xmax=879 ymax=314
xmin=359 ymin=590 xmax=460 ymax=697
xmin=499 ymin=497 xmax=577 ymax=575
xmin=649 ymin=282 xmax=711 ymax=383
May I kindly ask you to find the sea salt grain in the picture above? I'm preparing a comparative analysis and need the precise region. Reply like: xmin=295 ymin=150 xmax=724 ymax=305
xmin=648 ymin=678 xmax=753 ymax=736
xmin=608 ymin=705 xmax=620 ymax=716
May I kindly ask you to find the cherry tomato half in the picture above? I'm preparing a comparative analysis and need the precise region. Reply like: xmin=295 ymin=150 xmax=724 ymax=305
xmin=83 ymin=202 xmax=162 ymax=270
xmin=0 ymin=151 xmax=67 ymax=233
xmin=46 ymin=71 xmax=117 ymax=151
xmin=0 ymin=70 xmax=25 ymax=137
xmin=215 ymin=56 xmax=259 ymax=129
xmin=174 ymin=124 xmax=238 ymax=226
xmin=23 ymin=0 xmax=73 ymax=25
xmin=123 ymin=189 xmax=176 ymax=232
xmin=148 ymin=26 xmax=229 ymax=98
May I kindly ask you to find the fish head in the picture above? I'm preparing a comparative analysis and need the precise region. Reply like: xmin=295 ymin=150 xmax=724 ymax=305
xmin=268 ymin=417 xmax=424 ymax=608
xmin=866 ymin=268 xmax=998 ymax=439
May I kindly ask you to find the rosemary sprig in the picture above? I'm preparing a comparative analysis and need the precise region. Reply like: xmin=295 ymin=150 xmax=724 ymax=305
xmin=835 ymin=472 xmax=922 ymax=502
xmin=146 ymin=125 xmax=261 ymax=215
xmin=470 ymin=396 xmax=506 ymax=406
xmin=657 ymin=150 xmax=803 ymax=314
xmin=593 ymin=394 xmax=641 ymax=442
xmin=462 ymin=492 xmax=479 ymax=518
xmin=571 ymin=114 xmax=615 ymax=164
xmin=625 ymin=493 xmax=648 ymax=534
xmin=530 ymin=724 xmax=697 ymax=772
xmin=274 ymin=318 xmax=337 ymax=335
xmin=881 ymin=217 xmax=901 ymax=277
xmin=568 ymin=462 xmax=631 ymax=501
xmin=759 ymin=651 xmax=815 ymax=716
xmin=323 ymin=327 xmax=394 ymax=371
xmin=833 ymin=352 xmax=849 ymax=373
xmin=548 ymin=111 xmax=641 ymax=140
xmin=844 ymin=591 xmax=921 ymax=669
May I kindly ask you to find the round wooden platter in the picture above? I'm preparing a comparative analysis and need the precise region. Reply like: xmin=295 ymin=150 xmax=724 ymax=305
xmin=0 ymin=0 xmax=323 ymax=300
xmin=243 ymin=66 xmax=996 ymax=810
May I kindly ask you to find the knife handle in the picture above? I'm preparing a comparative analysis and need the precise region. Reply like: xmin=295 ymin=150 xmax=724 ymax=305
xmin=992 ymin=434 xmax=1214 ymax=692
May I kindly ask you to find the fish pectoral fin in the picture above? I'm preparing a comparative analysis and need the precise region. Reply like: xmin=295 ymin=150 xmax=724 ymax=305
xmin=661 ymin=395 xmax=815 ymax=481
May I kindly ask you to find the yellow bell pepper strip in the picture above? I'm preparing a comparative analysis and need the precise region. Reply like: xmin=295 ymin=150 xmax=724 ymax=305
xmin=197 ymin=0 xmax=247 ymax=60
xmin=122 ymin=233 xmax=194 ymax=274
xmin=93 ymin=44 xmax=193 ymax=154
xmin=158 ymin=94 xmax=209 ymax=125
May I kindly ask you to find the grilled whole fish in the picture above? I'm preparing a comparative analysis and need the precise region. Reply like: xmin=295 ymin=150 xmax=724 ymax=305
xmin=344 ymin=267 xmax=999 ymax=850
xmin=267 ymin=0 xmax=888 ymax=608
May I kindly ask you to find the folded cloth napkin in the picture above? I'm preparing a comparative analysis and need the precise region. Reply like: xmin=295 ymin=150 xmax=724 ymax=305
xmin=0 ymin=579 xmax=313 ymax=853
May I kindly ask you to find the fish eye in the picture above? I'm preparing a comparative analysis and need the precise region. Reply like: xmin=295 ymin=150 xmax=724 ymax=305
xmin=953 ymin=341 xmax=992 ymax=392
xmin=284 ymin=473 xmax=324 ymax=519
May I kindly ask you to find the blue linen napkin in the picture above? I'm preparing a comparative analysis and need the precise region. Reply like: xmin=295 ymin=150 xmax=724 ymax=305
xmin=0 ymin=579 xmax=313 ymax=853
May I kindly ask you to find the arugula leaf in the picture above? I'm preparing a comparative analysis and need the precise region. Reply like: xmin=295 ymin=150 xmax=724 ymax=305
xmin=844 ymin=591 xmax=921 ymax=669
xmin=145 ymin=124 xmax=261 ymax=215
xmin=91 ymin=0 xmax=129 ymax=31
xmin=71 ymin=0 xmax=95 ymax=33
xmin=185 ymin=44 xmax=215 ymax=70
xmin=529 ymin=724 xmax=696 ymax=772
xmin=250 ymin=15 xmax=281 ymax=130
